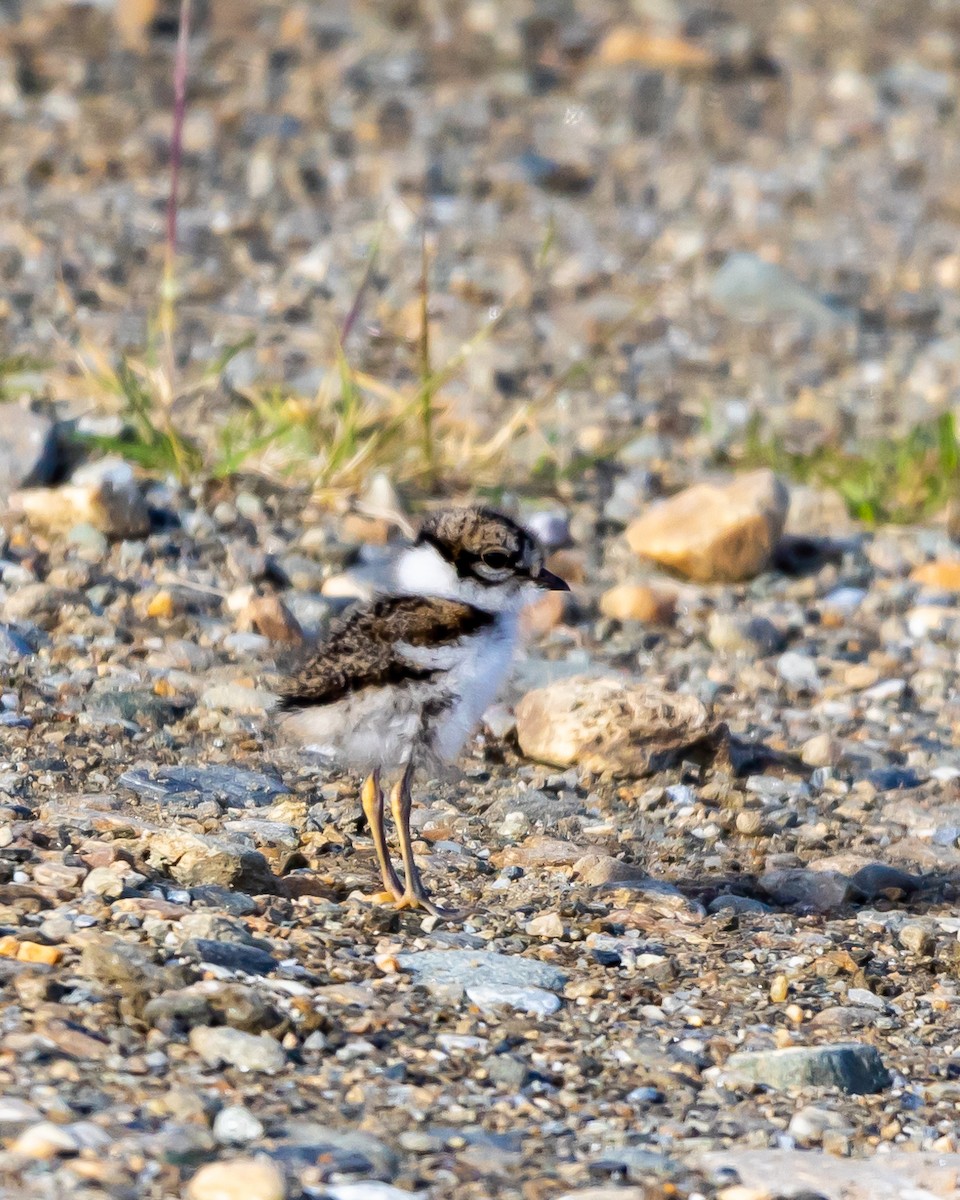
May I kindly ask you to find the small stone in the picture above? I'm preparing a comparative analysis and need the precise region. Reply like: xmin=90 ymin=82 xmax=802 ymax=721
xmin=599 ymin=585 xmax=676 ymax=624
xmin=184 ymin=939 xmax=277 ymax=977
xmin=801 ymin=734 xmax=835 ymax=768
xmin=12 ymin=1121 xmax=80 ymax=1159
xmin=735 ymin=811 xmax=767 ymax=837
xmin=707 ymin=894 xmax=773 ymax=915
xmin=466 ymin=984 xmax=562 ymax=1016
xmin=189 ymin=1027 xmax=286 ymax=1074
xmin=573 ymin=854 xmax=649 ymax=887
xmin=396 ymin=949 xmax=567 ymax=998
xmin=777 ymin=651 xmax=821 ymax=693
xmin=723 ymin=1043 xmax=890 ymax=1093
xmin=758 ymin=869 xmax=854 ymax=912
xmin=899 ymin=923 xmax=935 ymax=955
xmin=237 ymin=594 xmax=303 ymax=644
xmin=911 ymin=560 xmax=960 ymax=591
xmin=32 ymin=861 xmax=87 ymax=889
xmin=0 ymin=406 xmax=58 ymax=498
xmin=213 ymin=1105 xmax=265 ymax=1146
xmin=521 ymin=586 xmax=569 ymax=639
xmin=625 ymin=470 xmax=789 ymax=583
xmin=16 ymin=941 xmax=61 ymax=965
xmin=187 ymin=1157 xmax=286 ymax=1200
xmin=769 ymin=975 xmax=789 ymax=1003
xmin=787 ymin=1105 xmax=853 ymax=1146
xmin=708 ymin=252 xmax=846 ymax=329
xmin=82 ymin=865 xmax=127 ymax=899
xmin=707 ymin=614 xmax=785 ymax=656
xmin=515 ymin=675 xmax=713 ymax=777
xmin=525 ymin=912 xmax=564 ymax=939
xmin=849 ymin=863 xmax=921 ymax=900
xmin=147 ymin=591 xmax=176 ymax=619
xmin=120 ymin=764 xmax=287 ymax=809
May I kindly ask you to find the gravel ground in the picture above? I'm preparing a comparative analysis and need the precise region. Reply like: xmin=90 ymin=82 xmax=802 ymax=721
xmin=4 ymin=2 xmax=960 ymax=1199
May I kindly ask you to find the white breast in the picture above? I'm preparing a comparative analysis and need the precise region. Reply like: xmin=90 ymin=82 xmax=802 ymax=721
xmin=430 ymin=614 xmax=520 ymax=763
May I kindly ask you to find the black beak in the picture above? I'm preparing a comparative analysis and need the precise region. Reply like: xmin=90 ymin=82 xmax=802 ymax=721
xmin=536 ymin=567 xmax=570 ymax=592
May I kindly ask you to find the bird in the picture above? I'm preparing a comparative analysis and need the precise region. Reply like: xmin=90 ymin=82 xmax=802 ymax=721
xmin=274 ymin=506 xmax=570 ymax=917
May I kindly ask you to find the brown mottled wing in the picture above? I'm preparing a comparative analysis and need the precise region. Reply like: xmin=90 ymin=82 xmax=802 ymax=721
xmin=275 ymin=595 xmax=494 ymax=708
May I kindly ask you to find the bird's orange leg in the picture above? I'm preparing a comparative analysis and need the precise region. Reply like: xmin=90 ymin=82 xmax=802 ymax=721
xmin=359 ymin=769 xmax=404 ymax=902
xmin=389 ymin=764 xmax=460 ymax=920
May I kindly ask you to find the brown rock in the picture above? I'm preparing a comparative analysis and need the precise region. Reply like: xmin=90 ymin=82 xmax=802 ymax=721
xmin=515 ymin=675 xmax=713 ymax=776
xmin=572 ymin=853 xmax=649 ymax=886
xmin=238 ymin=594 xmax=303 ymax=644
xmin=186 ymin=1157 xmax=285 ymax=1200
xmin=599 ymin=584 xmax=676 ymax=624
xmin=625 ymin=470 xmax=789 ymax=582
xmin=911 ymin=560 xmax=960 ymax=591
xmin=496 ymin=838 xmax=588 ymax=868
xmin=597 ymin=27 xmax=714 ymax=70
xmin=525 ymin=912 xmax=564 ymax=938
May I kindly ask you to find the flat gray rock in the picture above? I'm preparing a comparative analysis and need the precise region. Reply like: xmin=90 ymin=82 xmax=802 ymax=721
xmin=723 ymin=1043 xmax=890 ymax=1094
xmin=120 ymin=764 xmax=288 ymax=808
xmin=396 ymin=949 xmax=568 ymax=996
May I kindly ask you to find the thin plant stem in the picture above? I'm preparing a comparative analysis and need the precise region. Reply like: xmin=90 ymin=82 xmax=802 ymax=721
xmin=160 ymin=0 xmax=191 ymax=395
xmin=418 ymin=228 xmax=436 ymax=487
xmin=340 ymin=223 xmax=384 ymax=344
xmin=158 ymin=0 xmax=193 ymax=480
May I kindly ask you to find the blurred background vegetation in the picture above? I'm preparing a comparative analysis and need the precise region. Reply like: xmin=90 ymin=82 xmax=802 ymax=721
xmin=2 ymin=0 xmax=960 ymax=519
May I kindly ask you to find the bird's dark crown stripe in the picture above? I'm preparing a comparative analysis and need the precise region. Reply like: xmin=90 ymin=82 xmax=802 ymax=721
xmin=417 ymin=527 xmax=528 ymax=586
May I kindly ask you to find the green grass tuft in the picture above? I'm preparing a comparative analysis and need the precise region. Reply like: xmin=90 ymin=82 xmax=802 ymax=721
xmin=742 ymin=411 xmax=960 ymax=524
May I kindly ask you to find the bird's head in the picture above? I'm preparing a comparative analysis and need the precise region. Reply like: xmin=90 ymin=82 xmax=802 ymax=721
xmin=394 ymin=507 xmax=570 ymax=613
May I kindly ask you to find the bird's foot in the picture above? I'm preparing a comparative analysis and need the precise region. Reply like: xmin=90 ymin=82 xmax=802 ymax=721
xmin=355 ymin=888 xmax=404 ymax=906
xmin=393 ymin=890 xmax=464 ymax=921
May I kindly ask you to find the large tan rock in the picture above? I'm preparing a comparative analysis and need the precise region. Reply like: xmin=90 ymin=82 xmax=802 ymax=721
xmin=625 ymin=470 xmax=789 ymax=582
xmin=515 ymin=675 xmax=714 ymax=777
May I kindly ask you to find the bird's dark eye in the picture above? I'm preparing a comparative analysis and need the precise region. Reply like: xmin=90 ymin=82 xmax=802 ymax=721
xmin=481 ymin=551 xmax=510 ymax=570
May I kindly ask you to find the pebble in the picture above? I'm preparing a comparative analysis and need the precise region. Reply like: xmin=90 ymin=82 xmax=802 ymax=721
xmin=466 ymin=984 xmax=563 ymax=1016
xmin=777 ymin=651 xmax=821 ymax=693
xmin=758 ymin=869 xmax=854 ymax=912
xmin=323 ymin=1187 xmax=427 ymax=1200
xmin=525 ymin=912 xmax=564 ymax=939
xmin=599 ymin=584 xmax=676 ymax=624
xmin=12 ymin=1121 xmax=80 ymax=1159
xmin=708 ymin=252 xmax=847 ymax=329
xmin=187 ymin=1157 xmax=285 ymax=1200
xmin=189 ymin=1027 xmax=287 ymax=1074
xmin=213 ymin=1105 xmax=266 ymax=1146
xmin=0 ymin=405 xmax=57 ymax=497
xmin=395 ymin=950 xmax=568 ymax=998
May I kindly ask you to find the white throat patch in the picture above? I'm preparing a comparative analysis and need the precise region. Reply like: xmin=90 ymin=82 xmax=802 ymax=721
xmin=393 ymin=543 xmax=460 ymax=599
